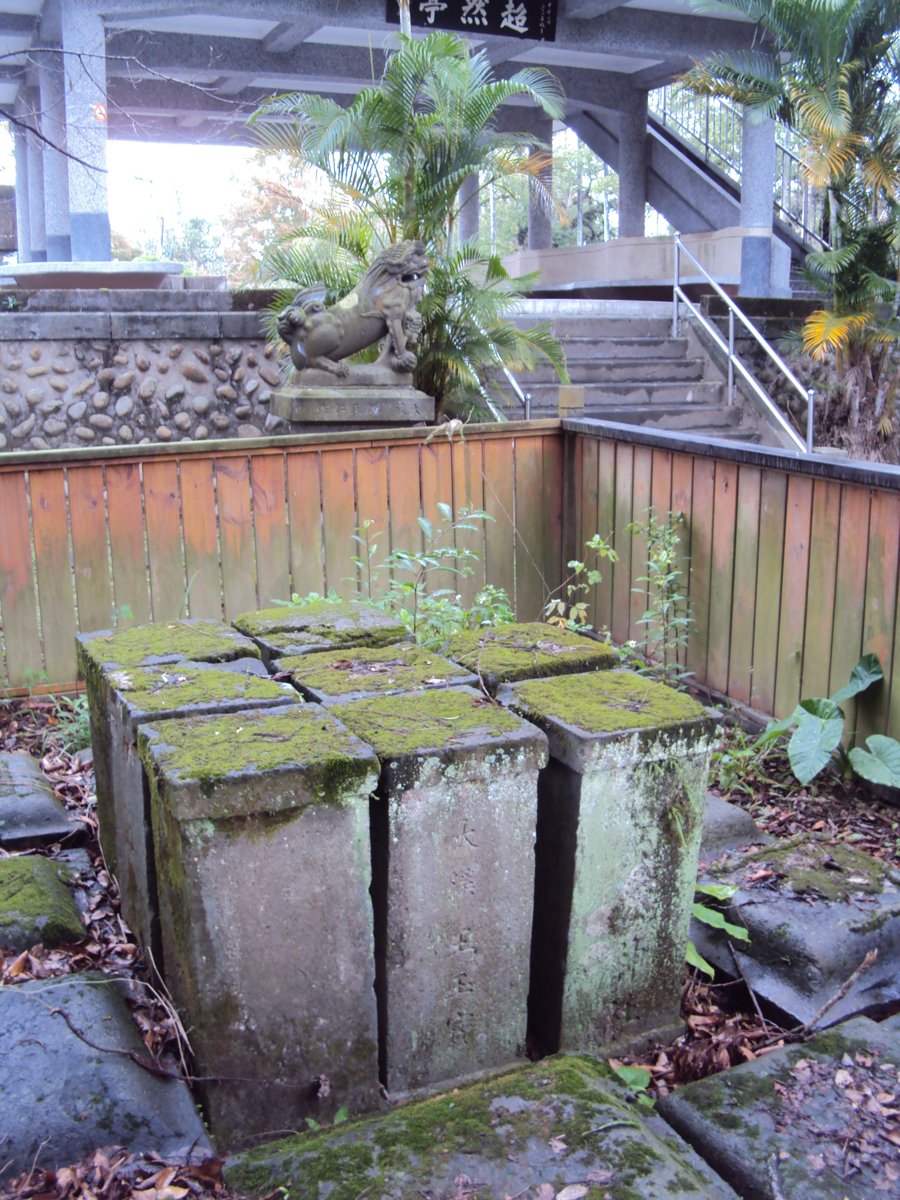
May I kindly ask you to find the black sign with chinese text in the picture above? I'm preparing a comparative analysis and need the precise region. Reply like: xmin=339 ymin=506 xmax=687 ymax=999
xmin=386 ymin=0 xmax=558 ymax=43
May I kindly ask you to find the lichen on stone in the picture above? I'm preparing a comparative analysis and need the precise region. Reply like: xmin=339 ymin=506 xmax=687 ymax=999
xmin=280 ymin=643 xmax=471 ymax=700
xmin=734 ymin=835 xmax=894 ymax=902
xmin=0 ymin=855 xmax=84 ymax=948
xmin=512 ymin=670 xmax=707 ymax=735
xmin=337 ymin=687 xmax=524 ymax=759
xmin=443 ymin=622 xmax=618 ymax=687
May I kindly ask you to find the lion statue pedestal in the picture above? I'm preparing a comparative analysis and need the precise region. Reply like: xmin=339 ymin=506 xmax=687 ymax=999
xmin=269 ymin=240 xmax=436 ymax=431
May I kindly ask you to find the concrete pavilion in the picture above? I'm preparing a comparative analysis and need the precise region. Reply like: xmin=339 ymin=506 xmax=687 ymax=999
xmin=2 ymin=1 xmax=786 ymax=295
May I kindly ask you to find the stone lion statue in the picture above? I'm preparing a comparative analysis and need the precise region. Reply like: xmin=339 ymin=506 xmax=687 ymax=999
xmin=276 ymin=240 xmax=429 ymax=379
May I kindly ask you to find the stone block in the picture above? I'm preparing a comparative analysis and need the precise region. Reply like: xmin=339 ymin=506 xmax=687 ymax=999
xmin=0 ymin=975 xmax=209 ymax=1175
xmin=444 ymin=621 xmax=618 ymax=693
xmin=233 ymin=601 xmax=410 ymax=667
xmin=76 ymin=657 xmax=298 ymax=956
xmin=109 ymin=312 xmax=222 ymax=340
xmin=337 ymin=686 xmax=548 ymax=1094
xmin=0 ymin=854 xmax=84 ymax=951
xmin=270 ymin=386 xmax=435 ymax=426
xmin=219 ymin=312 xmax=268 ymax=338
xmin=227 ymin=1053 xmax=738 ymax=1199
xmin=692 ymin=835 xmax=900 ymax=1026
xmin=0 ymin=751 xmax=79 ymax=848
xmin=508 ymin=670 xmax=720 ymax=1054
xmin=659 ymin=1015 xmax=899 ymax=1199
xmin=0 ymin=312 xmax=112 ymax=340
xmin=138 ymin=703 xmax=381 ymax=1148
xmin=276 ymin=642 xmax=476 ymax=704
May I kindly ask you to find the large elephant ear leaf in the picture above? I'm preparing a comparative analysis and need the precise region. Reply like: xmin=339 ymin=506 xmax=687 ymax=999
xmin=848 ymin=735 xmax=900 ymax=788
xmin=830 ymin=653 xmax=883 ymax=704
xmin=787 ymin=699 xmax=845 ymax=785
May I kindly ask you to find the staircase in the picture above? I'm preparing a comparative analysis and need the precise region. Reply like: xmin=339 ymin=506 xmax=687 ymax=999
xmin=498 ymin=300 xmax=788 ymax=446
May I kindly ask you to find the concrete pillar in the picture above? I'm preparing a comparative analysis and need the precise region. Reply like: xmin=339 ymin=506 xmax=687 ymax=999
xmin=457 ymin=172 xmax=480 ymax=245
xmin=39 ymin=51 xmax=72 ymax=261
xmin=60 ymin=3 xmax=111 ymax=260
xmin=27 ymin=128 xmax=47 ymax=261
xmin=527 ymin=120 xmax=553 ymax=250
xmin=739 ymin=110 xmax=777 ymax=296
xmin=12 ymin=128 xmax=31 ymax=262
xmin=617 ymin=92 xmax=648 ymax=238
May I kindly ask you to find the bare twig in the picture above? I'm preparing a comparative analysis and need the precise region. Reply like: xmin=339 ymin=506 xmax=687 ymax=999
xmin=797 ymin=948 xmax=878 ymax=1037
xmin=727 ymin=940 xmax=771 ymax=1034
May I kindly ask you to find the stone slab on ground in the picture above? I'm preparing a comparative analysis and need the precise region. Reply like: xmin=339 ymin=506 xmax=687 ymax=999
xmin=0 ymin=751 xmax=79 ymax=848
xmin=0 ymin=975 xmax=209 ymax=1179
xmin=444 ymin=622 xmax=618 ymax=693
xmin=226 ymin=1053 xmax=739 ymax=1200
xmin=700 ymin=793 xmax=772 ymax=859
xmin=692 ymin=835 xmax=900 ymax=1026
xmin=233 ymin=601 xmax=411 ymax=666
xmin=659 ymin=1016 xmax=900 ymax=1199
xmin=0 ymin=855 xmax=84 ymax=951
xmin=276 ymin=642 xmax=476 ymax=703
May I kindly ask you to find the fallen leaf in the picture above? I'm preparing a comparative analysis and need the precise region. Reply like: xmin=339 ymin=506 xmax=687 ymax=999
xmin=548 ymin=1135 xmax=567 ymax=1154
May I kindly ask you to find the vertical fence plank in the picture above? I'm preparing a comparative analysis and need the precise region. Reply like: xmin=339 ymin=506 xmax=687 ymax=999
xmin=451 ymin=437 xmax=486 ymax=606
xmin=30 ymin=468 xmax=78 ymax=684
xmin=514 ymin=436 xmax=546 ymax=622
xmin=142 ymin=459 xmax=187 ymax=622
xmin=252 ymin=453 xmax=290 ymax=608
xmin=286 ymin=450 xmax=324 ymax=598
xmin=387 ymin=442 xmax=423 ymax=556
xmin=650 ymin=449 xmax=673 ymax=520
xmin=628 ymin=446 xmax=653 ymax=643
xmin=610 ymin=443 xmax=634 ymax=645
xmin=595 ymin=441 xmax=617 ymax=636
xmin=67 ymin=465 xmax=113 ymax=637
xmin=773 ymin=475 xmax=814 ymax=717
xmin=705 ymin=461 xmax=738 ymax=696
xmin=543 ymin=434 xmax=564 ymax=614
xmin=800 ymin=480 xmax=841 ymax=701
xmin=750 ymin=470 xmax=787 ymax=714
xmin=355 ymin=447 xmax=390 ymax=602
xmin=0 ymin=471 xmax=42 ymax=686
xmin=728 ymin=466 xmax=761 ymax=705
xmin=686 ymin=457 xmax=714 ymax=683
xmin=482 ymin=438 xmax=516 ymax=610
xmin=320 ymin=448 xmax=357 ymax=599
xmin=105 ymin=462 xmax=151 ymax=626
xmin=180 ymin=456 xmax=223 ymax=620
xmin=829 ymin=486 xmax=870 ymax=737
xmin=420 ymin=438 xmax=454 ymax=523
xmin=670 ymin=453 xmax=694 ymax=675
xmin=857 ymin=489 xmax=900 ymax=740
xmin=579 ymin=435 xmax=601 ymax=628
xmin=216 ymin=456 xmax=258 ymax=619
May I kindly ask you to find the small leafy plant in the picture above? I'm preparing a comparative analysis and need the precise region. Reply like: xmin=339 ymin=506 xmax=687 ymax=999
xmin=687 ymin=882 xmax=749 ymax=979
xmin=44 ymin=694 xmax=92 ymax=754
xmin=543 ymin=533 xmax=617 ymax=630
xmin=754 ymin=653 xmax=900 ymax=787
xmin=626 ymin=509 xmax=692 ymax=685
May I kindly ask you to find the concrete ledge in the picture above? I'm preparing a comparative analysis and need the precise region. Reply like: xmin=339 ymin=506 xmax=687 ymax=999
xmin=1 ymin=261 xmax=183 ymax=289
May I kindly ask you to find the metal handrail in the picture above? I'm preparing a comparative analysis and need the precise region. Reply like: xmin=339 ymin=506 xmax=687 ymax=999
xmin=499 ymin=365 xmax=532 ymax=420
xmin=672 ymin=234 xmax=814 ymax=454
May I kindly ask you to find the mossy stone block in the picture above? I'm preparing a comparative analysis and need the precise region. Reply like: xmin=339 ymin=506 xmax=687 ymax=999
xmin=0 ymin=752 xmax=78 ymax=848
xmin=0 ymin=855 xmax=83 ymax=951
xmin=443 ymin=621 xmax=618 ymax=692
xmin=233 ymin=602 xmax=410 ymax=666
xmin=276 ymin=643 xmax=476 ymax=704
xmin=76 ymin=619 xmax=260 ymax=678
xmin=508 ymin=670 xmax=720 ymax=1055
xmin=226 ymin=1053 xmax=738 ymax=1200
xmin=139 ymin=703 xmax=381 ymax=1147
xmin=338 ymin=687 xmax=547 ymax=1094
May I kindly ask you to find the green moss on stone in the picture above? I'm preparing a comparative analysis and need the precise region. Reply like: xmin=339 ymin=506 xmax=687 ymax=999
xmin=280 ymin=644 xmax=471 ymax=699
xmin=140 ymin=706 xmax=373 ymax=796
xmin=740 ymin=835 xmax=893 ymax=902
xmin=233 ymin=602 xmax=406 ymax=644
xmin=80 ymin=621 xmax=259 ymax=671
xmin=0 ymin=855 xmax=84 ymax=948
xmin=512 ymin=670 xmax=706 ymax=735
xmin=444 ymin=622 xmax=618 ymax=686
xmin=337 ymin=688 xmax=523 ymax=759
xmin=113 ymin=665 xmax=294 ymax=715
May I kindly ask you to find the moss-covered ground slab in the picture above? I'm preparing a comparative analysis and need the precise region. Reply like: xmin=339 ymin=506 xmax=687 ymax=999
xmin=76 ymin=620 xmax=259 ymax=675
xmin=659 ymin=1015 xmax=900 ymax=1199
xmin=226 ymin=1054 xmax=738 ymax=1199
xmin=0 ymin=854 xmax=84 ymax=951
xmin=105 ymin=662 xmax=299 ymax=733
xmin=694 ymin=835 xmax=900 ymax=1026
xmin=277 ymin=643 xmax=476 ymax=703
xmin=233 ymin=602 xmax=409 ymax=663
xmin=443 ymin=622 xmax=618 ymax=692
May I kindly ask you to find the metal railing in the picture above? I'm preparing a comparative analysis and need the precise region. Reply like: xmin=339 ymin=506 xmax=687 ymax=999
xmin=650 ymin=86 xmax=829 ymax=251
xmin=672 ymin=234 xmax=814 ymax=454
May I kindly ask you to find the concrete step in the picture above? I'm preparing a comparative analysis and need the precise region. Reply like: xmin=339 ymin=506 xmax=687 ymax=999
xmin=513 ymin=316 xmax=673 ymax=338
xmin=519 ymin=380 xmax=726 ymax=407
xmin=516 ymin=355 xmax=708 ymax=385
xmin=553 ymin=335 xmax=689 ymax=360
xmin=580 ymin=403 xmax=744 ymax=430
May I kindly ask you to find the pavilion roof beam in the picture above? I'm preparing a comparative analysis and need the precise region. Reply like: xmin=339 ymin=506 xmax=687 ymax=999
xmin=563 ymin=0 xmax=631 ymax=16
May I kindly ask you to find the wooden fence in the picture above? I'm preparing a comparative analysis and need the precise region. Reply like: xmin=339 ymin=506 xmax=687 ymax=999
xmin=2 ymin=418 xmax=899 ymax=742
xmin=569 ymin=422 xmax=900 ymax=742
xmin=0 ymin=423 xmax=564 ymax=693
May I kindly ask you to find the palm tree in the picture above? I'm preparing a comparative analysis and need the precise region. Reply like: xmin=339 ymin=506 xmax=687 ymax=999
xmin=250 ymin=31 xmax=569 ymax=415
xmin=682 ymin=0 xmax=900 ymax=433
